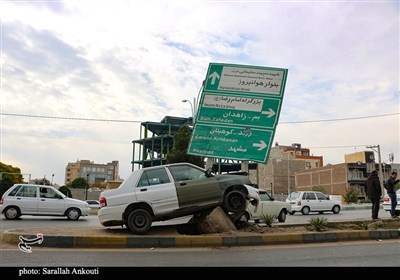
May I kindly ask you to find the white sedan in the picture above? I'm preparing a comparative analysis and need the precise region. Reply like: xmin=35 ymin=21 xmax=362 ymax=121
xmin=0 ymin=184 xmax=90 ymax=220
xmin=241 ymin=189 xmax=291 ymax=223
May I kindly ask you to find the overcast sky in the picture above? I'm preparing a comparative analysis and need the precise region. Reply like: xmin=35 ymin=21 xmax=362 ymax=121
xmin=1 ymin=0 xmax=399 ymax=186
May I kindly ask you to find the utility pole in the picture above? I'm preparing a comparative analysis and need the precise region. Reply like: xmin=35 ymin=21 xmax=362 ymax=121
xmin=367 ymin=145 xmax=385 ymax=196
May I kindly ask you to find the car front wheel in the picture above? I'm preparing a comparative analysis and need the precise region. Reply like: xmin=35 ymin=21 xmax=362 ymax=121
xmin=332 ymin=205 xmax=341 ymax=214
xmin=127 ymin=209 xmax=152 ymax=234
xmin=223 ymin=190 xmax=247 ymax=213
xmin=278 ymin=210 xmax=287 ymax=222
xmin=4 ymin=206 xmax=20 ymax=220
xmin=66 ymin=208 xmax=81 ymax=220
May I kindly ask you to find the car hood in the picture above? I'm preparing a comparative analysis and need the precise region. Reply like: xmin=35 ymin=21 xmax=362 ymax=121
xmin=64 ymin=197 xmax=89 ymax=206
xmin=214 ymin=174 xmax=252 ymax=186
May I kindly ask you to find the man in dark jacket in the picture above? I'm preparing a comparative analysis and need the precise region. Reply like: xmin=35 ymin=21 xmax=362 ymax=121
xmin=385 ymin=171 xmax=399 ymax=218
xmin=366 ymin=170 xmax=382 ymax=220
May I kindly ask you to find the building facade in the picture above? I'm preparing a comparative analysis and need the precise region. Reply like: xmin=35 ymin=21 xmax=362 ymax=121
xmin=295 ymin=151 xmax=397 ymax=199
xmin=249 ymin=143 xmax=323 ymax=196
xmin=64 ymin=160 xmax=120 ymax=186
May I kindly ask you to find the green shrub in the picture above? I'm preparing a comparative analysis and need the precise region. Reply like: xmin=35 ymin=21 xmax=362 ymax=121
xmin=260 ymin=214 xmax=277 ymax=227
xmin=344 ymin=188 xmax=358 ymax=204
xmin=308 ymin=217 xmax=329 ymax=232
xmin=356 ymin=221 xmax=370 ymax=230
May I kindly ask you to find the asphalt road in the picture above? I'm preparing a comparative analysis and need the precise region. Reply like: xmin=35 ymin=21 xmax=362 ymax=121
xmin=0 ymin=208 xmax=383 ymax=231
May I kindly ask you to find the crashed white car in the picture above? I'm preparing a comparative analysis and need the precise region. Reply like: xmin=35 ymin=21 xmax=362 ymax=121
xmin=98 ymin=162 xmax=259 ymax=234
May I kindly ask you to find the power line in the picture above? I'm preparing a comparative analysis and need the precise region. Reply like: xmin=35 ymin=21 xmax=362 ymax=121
xmin=280 ymin=113 xmax=399 ymax=124
xmin=1 ymin=112 xmax=398 ymax=124
xmin=0 ymin=113 xmax=142 ymax=123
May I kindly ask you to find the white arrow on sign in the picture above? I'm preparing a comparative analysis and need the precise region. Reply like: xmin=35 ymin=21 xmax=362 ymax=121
xmin=261 ymin=108 xmax=275 ymax=118
xmin=253 ymin=140 xmax=267 ymax=151
xmin=208 ymin=71 xmax=220 ymax=85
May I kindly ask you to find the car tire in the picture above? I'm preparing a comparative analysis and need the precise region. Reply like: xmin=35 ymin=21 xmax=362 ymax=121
xmin=278 ymin=210 xmax=287 ymax=222
xmin=126 ymin=209 xmax=152 ymax=234
xmin=223 ymin=190 xmax=247 ymax=213
xmin=4 ymin=206 xmax=20 ymax=220
xmin=66 ymin=208 xmax=81 ymax=220
xmin=332 ymin=205 xmax=341 ymax=214
xmin=301 ymin=207 xmax=310 ymax=215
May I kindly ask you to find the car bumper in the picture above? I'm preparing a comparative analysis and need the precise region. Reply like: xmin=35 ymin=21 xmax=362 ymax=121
xmin=98 ymin=205 xmax=126 ymax=227
xmin=76 ymin=207 xmax=91 ymax=217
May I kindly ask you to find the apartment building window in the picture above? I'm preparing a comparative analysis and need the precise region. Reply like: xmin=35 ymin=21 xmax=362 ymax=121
xmin=305 ymin=162 xmax=311 ymax=169
xmin=349 ymin=169 xmax=363 ymax=180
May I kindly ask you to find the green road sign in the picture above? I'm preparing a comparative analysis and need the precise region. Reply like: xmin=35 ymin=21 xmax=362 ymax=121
xmin=189 ymin=124 xmax=273 ymax=162
xmin=188 ymin=63 xmax=288 ymax=163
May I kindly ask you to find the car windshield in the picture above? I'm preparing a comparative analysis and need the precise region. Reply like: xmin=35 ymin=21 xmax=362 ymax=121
xmin=288 ymin=192 xmax=300 ymax=200
xmin=259 ymin=191 xmax=272 ymax=202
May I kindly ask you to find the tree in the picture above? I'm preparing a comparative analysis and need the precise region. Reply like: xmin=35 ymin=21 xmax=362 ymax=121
xmin=166 ymin=126 xmax=204 ymax=168
xmin=33 ymin=178 xmax=51 ymax=185
xmin=59 ymin=185 xmax=73 ymax=197
xmin=70 ymin=177 xmax=89 ymax=189
xmin=0 ymin=162 xmax=24 ymax=198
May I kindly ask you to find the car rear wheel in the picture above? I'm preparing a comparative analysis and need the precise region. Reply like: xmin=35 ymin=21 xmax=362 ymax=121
xmin=66 ymin=208 xmax=81 ymax=220
xmin=4 ymin=206 xmax=20 ymax=220
xmin=301 ymin=207 xmax=310 ymax=215
xmin=278 ymin=210 xmax=287 ymax=222
xmin=332 ymin=205 xmax=341 ymax=214
xmin=223 ymin=190 xmax=247 ymax=213
xmin=127 ymin=209 xmax=152 ymax=234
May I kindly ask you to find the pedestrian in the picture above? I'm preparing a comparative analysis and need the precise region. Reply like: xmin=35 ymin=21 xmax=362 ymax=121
xmin=365 ymin=170 xmax=382 ymax=220
xmin=385 ymin=171 xmax=399 ymax=218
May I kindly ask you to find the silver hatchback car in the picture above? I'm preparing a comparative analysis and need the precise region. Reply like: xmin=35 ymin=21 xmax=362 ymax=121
xmin=0 ymin=184 xmax=90 ymax=220
xmin=286 ymin=191 xmax=342 ymax=215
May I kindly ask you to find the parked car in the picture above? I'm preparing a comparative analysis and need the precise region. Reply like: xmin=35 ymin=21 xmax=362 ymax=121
xmin=98 ymin=162 xmax=260 ymax=234
xmin=286 ymin=191 xmax=341 ymax=215
xmin=383 ymin=189 xmax=400 ymax=216
xmin=85 ymin=200 xmax=100 ymax=209
xmin=241 ymin=189 xmax=291 ymax=223
xmin=0 ymin=184 xmax=90 ymax=220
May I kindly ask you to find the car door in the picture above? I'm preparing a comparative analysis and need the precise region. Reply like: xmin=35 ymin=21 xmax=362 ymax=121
xmin=315 ymin=192 xmax=333 ymax=211
xmin=134 ymin=167 xmax=179 ymax=215
xmin=37 ymin=187 xmax=66 ymax=215
xmin=168 ymin=164 xmax=220 ymax=208
xmin=13 ymin=185 xmax=39 ymax=214
xmin=303 ymin=192 xmax=318 ymax=211
xmin=258 ymin=191 xmax=280 ymax=217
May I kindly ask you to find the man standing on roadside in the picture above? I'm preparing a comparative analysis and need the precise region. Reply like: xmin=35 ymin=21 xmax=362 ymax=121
xmin=385 ymin=171 xmax=399 ymax=218
xmin=366 ymin=170 xmax=382 ymax=220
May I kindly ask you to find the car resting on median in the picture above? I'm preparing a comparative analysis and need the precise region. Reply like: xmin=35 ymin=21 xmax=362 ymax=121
xmin=98 ymin=162 xmax=260 ymax=234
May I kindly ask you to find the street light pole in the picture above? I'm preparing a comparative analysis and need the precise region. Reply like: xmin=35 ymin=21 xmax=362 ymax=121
xmin=182 ymin=99 xmax=194 ymax=123
xmin=51 ymin=174 xmax=54 ymax=185
xmin=86 ymin=174 xmax=89 ymax=201
xmin=287 ymin=152 xmax=290 ymax=195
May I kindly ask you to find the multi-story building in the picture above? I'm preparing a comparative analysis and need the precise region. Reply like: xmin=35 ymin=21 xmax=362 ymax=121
xmin=64 ymin=160 xmax=119 ymax=186
xmin=295 ymin=151 xmax=396 ymax=199
xmin=249 ymin=143 xmax=323 ymax=196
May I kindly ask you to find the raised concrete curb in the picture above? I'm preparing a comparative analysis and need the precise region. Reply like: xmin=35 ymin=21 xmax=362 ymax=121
xmin=2 ymin=228 xmax=399 ymax=249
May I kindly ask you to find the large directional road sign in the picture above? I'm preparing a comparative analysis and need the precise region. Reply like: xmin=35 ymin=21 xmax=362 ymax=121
xmin=188 ymin=63 xmax=288 ymax=163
